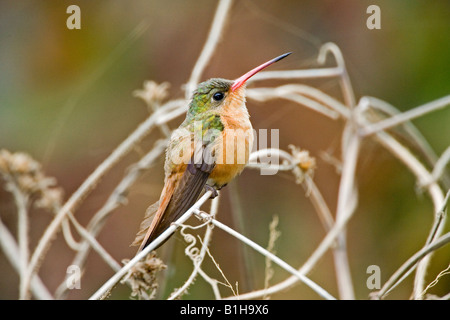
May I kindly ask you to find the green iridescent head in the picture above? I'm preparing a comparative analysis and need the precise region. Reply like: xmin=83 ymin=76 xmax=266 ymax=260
xmin=186 ymin=52 xmax=292 ymax=119
xmin=187 ymin=78 xmax=233 ymax=118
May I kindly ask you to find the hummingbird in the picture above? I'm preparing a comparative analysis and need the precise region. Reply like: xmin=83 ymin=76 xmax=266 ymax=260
xmin=133 ymin=52 xmax=291 ymax=252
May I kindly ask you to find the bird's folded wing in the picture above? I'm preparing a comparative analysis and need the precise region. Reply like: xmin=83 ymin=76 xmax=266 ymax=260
xmin=135 ymin=141 xmax=216 ymax=251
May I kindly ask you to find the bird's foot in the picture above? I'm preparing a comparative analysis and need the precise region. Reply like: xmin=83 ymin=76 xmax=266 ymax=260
xmin=204 ymin=185 xmax=219 ymax=199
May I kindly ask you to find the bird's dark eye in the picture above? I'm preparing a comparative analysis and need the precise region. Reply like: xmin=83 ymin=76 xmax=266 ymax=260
xmin=212 ymin=92 xmax=224 ymax=101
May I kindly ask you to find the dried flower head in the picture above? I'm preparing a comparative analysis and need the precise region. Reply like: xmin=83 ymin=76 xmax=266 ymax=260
xmin=121 ymin=251 xmax=167 ymax=300
xmin=35 ymin=187 xmax=64 ymax=211
xmin=0 ymin=149 xmax=63 ymax=211
xmin=287 ymin=145 xmax=316 ymax=184
xmin=10 ymin=152 xmax=41 ymax=174
xmin=133 ymin=81 xmax=170 ymax=108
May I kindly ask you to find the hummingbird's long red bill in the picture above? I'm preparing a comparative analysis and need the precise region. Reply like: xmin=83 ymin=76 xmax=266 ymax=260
xmin=230 ymin=52 xmax=292 ymax=92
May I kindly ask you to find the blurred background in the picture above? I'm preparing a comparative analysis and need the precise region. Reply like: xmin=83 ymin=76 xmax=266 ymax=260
xmin=0 ymin=0 xmax=449 ymax=299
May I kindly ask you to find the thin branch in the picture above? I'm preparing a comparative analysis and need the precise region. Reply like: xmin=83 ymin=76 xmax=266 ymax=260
xmin=420 ymin=263 xmax=450 ymax=298
xmin=317 ymin=43 xmax=359 ymax=300
xmin=247 ymin=86 xmax=342 ymax=119
xmin=373 ymin=232 xmax=450 ymax=299
xmin=185 ymin=0 xmax=233 ymax=98
xmin=248 ymin=148 xmax=335 ymax=232
xmin=425 ymin=146 xmax=450 ymax=187
xmin=360 ymin=96 xmax=440 ymax=168
xmin=54 ymin=139 xmax=167 ymax=299
xmin=332 ymin=127 xmax=360 ymax=299
xmin=88 ymin=190 xmax=213 ymax=300
xmin=377 ymin=189 xmax=450 ymax=298
xmin=200 ymin=236 xmax=238 ymax=298
xmin=22 ymin=99 xmax=185 ymax=299
xmin=251 ymin=67 xmax=343 ymax=82
xmin=303 ymin=175 xmax=335 ymax=232
xmin=375 ymin=131 xmax=446 ymax=227
xmin=8 ymin=182 xmax=31 ymax=300
xmin=195 ymin=212 xmax=336 ymax=300
xmin=226 ymin=188 xmax=357 ymax=300
xmin=318 ymin=42 xmax=355 ymax=109
xmin=168 ymin=195 xmax=220 ymax=300
xmin=374 ymin=131 xmax=446 ymax=298
xmin=197 ymin=268 xmax=224 ymax=299
xmin=67 ymin=213 xmax=122 ymax=272
xmin=425 ymin=189 xmax=450 ymax=248
xmin=61 ymin=218 xmax=83 ymax=251
xmin=360 ymin=95 xmax=450 ymax=137
xmin=0 ymin=218 xmax=53 ymax=300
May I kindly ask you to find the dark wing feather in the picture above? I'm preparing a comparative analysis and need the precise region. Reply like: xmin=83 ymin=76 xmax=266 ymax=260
xmin=138 ymin=141 xmax=216 ymax=250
